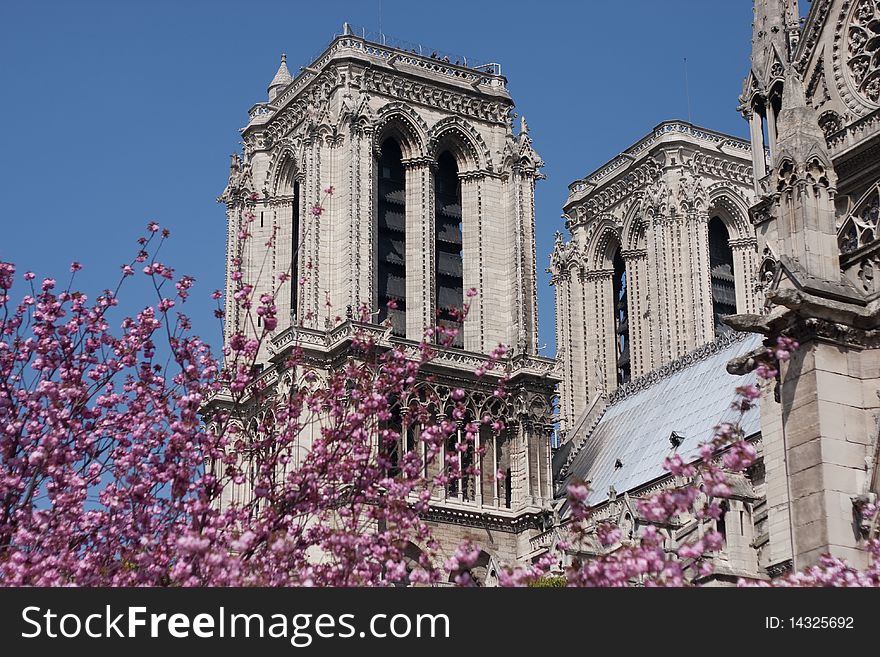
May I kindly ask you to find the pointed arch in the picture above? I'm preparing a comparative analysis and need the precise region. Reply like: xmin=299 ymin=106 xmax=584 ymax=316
xmin=266 ymin=138 xmax=304 ymax=195
xmin=586 ymin=218 xmax=623 ymax=270
xmin=707 ymin=187 xmax=752 ymax=241
xmin=621 ymin=198 xmax=647 ymax=251
xmin=427 ymin=116 xmax=492 ymax=172
xmin=373 ymin=103 xmax=429 ymax=160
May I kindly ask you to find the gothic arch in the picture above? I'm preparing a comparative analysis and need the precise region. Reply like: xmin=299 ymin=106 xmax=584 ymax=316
xmin=266 ymin=139 xmax=304 ymax=195
xmin=707 ymin=188 xmax=752 ymax=241
xmin=447 ymin=549 xmax=494 ymax=586
xmin=838 ymin=180 xmax=880 ymax=254
xmin=479 ymin=395 xmax=507 ymax=419
xmin=427 ymin=116 xmax=492 ymax=172
xmin=621 ymin=197 xmax=647 ymax=251
xmin=586 ymin=218 xmax=623 ymax=270
xmin=373 ymin=103 xmax=429 ymax=160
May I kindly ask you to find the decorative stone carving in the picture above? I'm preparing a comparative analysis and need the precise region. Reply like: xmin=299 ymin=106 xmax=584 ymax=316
xmin=836 ymin=0 xmax=880 ymax=109
xmin=677 ymin=165 xmax=707 ymax=213
xmin=839 ymin=182 xmax=880 ymax=257
xmin=818 ymin=109 xmax=844 ymax=138
xmin=643 ymin=176 xmax=670 ymax=217
xmin=755 ymin=246 xmax=779 ymax=311
xmin=218 ymin=153 xmax=254 ymax=204
xmin=858 ymin=256 xmax=878 ymax=292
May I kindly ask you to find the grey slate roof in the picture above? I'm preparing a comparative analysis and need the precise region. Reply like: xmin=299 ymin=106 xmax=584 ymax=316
xmin=560 ymin=331 xmax=763 ymax=507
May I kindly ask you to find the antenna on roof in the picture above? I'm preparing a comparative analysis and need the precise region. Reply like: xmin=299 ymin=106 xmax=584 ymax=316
xmin=378 ymin=0 xmax=383 ymax=44
xmin=684 ymin=57 xmax=693 ymax=124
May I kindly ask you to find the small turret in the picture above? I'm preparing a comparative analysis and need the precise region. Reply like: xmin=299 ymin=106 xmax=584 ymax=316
xmin=772 ymin=67 xmax=841 ymax=284
xmin=267 ymin=53 xmax=292 ymax=102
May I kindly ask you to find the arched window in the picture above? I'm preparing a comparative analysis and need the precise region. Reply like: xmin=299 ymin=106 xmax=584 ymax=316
xmin=377 ymin=138 xmax=406 ymax=336
xmin=708 ymin=216 xmax=736 ymax=334
xmin=435 ymin=151 xmax=463 ymax=348
xmin=291 ymin=180 xmax=300 ymax=321
xmin=612 ymin=248 xmax=630 ymax=386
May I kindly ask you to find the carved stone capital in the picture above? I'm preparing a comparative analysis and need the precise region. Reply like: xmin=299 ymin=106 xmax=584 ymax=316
xmin=729 ymin=237 xmax=758 ymax=250
xmin=583 ymin=269 xmax=614 ymax=283
xmin=620 ymin=249 xmax=648 ymax=262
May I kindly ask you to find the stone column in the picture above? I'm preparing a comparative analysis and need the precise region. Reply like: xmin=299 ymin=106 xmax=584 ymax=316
xmin=622 ymin=249 xmax=649 ymax=377
xmin=690 ymin=209 xmax=714 ymax=344
xmin=403 ymin=157 xmax=434 ymax=341
xmin=568 ymin=269 xmax=588 ymax=419
xmin=648 ymin=212 xmax=676 ymax=363
xmin=300 ymin=133 xmax=321 ymax=328
xmin=645 ymin=216 xmax=663 ymax=369
xmin=512 ymin=168 xmax=540 ymax=355
xmin=357 ymin=125 xmax=376 ymax=313
xmin=554 ymin=270 xmax=576 ymax=433
xmin=584 ymin=270 xmax=614 ymax=396
xmin=730 ymin=237 xmax=759 ymax=315
xmin=460 ymin=172 xmax=483 ymax=352
xmin=480 ymin=426 xmax=495 ymax=506
xmin=767 ymin=101 xmax=778 ymax=168
xmin=223 ymin=202 xmax=242 ymax=346
xmin=747 ymin=109 xmax=768 ymax=193
xmin=274 ymin=195 xmax=293 ymax=332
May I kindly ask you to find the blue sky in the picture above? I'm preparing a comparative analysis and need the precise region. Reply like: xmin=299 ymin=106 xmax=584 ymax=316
xmin=0 ymin=0 xmax=758 ymax=355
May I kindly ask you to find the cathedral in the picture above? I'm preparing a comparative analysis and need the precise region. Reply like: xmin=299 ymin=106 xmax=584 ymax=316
xmin=218 ymin=24 xmax=558 ymax=579
xmin=220 ymin=1 xmax=880 ymax=583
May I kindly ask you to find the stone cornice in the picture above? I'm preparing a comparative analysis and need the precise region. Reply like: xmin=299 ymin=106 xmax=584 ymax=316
xmin=566 ymin=121 xmax=753 ymax=205
xmin=582 ymin=268 xmax=614 ymax=282
xmin=268 ymin=320 xmax=560 ymax=382
xmin=620 ymin=248 xmax=648 ymax=261
xmin=423 ymin=503 xmax=547 ymax=533
xmin=267 ymin=33 xmax=509 ymax=116
xmin=729 ymin=237 xmax=758 ymax=249
xmin=244 ymin=36 xmax=513 ymax=145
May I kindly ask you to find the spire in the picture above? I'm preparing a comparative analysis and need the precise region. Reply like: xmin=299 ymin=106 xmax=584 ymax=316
xmin=750 ymin=0 xmax=799 ymax=85
xmin=775 ymin=66 xmax=829 ymax=162
xmin=771 ymin=65 xmax=840 ymax=285
xmin=267 ymin=53 xmax=292 ymax=101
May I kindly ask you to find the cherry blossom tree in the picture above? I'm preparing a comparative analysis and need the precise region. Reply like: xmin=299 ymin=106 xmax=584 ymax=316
xmin=1 ymin=197 xmax=877 ymax=586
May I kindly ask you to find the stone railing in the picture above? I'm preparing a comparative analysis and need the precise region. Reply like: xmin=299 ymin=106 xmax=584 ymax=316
xmin=528 ymin=528 xmax=555 ymax=554
xmin=826 ymin=108 xmax=880 ymax=159
xmin=270 ymin=321 xmax=557 ymax=378
xmin=263 ymin=32 xmax=506 ymax=121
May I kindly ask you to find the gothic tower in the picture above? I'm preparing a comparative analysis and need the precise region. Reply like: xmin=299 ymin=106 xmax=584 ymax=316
xmin=218 ymin=25 xmax=558 ymax=574
xmin=551 ymin=122 xmax=760 ymax=440
xmin=729 ymin=0 xmax=880 ymax=571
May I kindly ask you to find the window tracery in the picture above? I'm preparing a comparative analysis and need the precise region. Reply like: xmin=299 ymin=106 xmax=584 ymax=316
xmin=839 ymin=182 xmax=880 ymax=254
xmin=845 ymin=0 xmax=880 ymax=104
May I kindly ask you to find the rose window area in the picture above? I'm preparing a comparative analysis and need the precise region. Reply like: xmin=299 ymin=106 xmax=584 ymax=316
xmin=846 ymin=0 xmax=880 ymax=104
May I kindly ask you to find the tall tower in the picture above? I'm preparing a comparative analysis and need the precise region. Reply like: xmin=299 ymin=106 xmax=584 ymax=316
xmin=551 ymin=122 xmax=759 ymax=439
xmin=739 ymin=0 xmax=801 ymax=190
xmin=729 ymin=0 xmax=880 ymax=572
xmin=218 ymin=26 xmax=558 ymax=573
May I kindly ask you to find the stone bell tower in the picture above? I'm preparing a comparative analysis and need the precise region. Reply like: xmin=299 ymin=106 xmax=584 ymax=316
xmin=218 ymin=25 xmax=559 ymax=573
